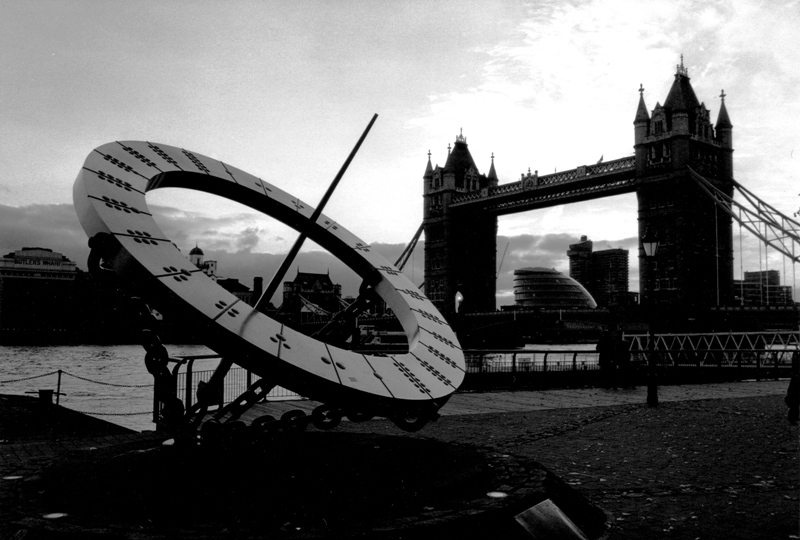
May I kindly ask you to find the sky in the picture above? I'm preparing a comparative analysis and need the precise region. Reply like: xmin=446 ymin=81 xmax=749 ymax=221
xmin=1 ymin=0 xmax=799 ymax=306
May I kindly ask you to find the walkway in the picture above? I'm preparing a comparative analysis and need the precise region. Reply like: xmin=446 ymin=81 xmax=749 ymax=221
xmin=240 ymin=379 xmax=789 ymax=421
xmin=1 ymin=380 xmax=796 ymax=539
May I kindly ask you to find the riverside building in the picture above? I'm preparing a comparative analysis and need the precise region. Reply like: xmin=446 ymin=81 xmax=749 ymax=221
xmin=0 ymin=247 xmax=77 ymax=339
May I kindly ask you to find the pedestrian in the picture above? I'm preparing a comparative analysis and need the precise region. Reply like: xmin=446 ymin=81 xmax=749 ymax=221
xmin=597 ymin=329 xmax=617 ymax=389
xmin=785 ymin=350 xmax=799 ymax=425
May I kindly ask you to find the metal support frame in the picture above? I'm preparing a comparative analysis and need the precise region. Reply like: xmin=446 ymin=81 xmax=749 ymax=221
xmin=394 ymin=223 xmax=424 ymax=271
xmin=688 ymin=167 xmax=800 ymax=264
xmin=212 ymin=377 xmax=277 ymax=424
xmin=625 ymin=331 xmax=800 ymax=367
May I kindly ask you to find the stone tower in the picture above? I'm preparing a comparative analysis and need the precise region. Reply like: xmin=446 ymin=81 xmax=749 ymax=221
xmin=423 ymin=131 xmax=498 ymax=321
xmin=634 ymin=57 xmax=734 ymax=308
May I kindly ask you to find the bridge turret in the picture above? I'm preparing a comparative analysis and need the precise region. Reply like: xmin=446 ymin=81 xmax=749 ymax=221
xmin=633 ymin=84 xmax=651 ymax=174
xmin=487 ymin=153 xmax=498 ymax=188
xmin=715 ymin=90 xmax=734 ymax=180
xmin=423 ymin=150 xmax=433 ymax=182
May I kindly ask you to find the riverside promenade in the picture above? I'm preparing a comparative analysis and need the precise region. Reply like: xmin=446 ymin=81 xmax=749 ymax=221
xmin=1 ymin=380 xmax=797 ymax=539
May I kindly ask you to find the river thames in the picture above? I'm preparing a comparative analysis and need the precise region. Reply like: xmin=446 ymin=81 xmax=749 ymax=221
xmin=0 ymin=343 xmax=598 ymax=432
xmin=0 ymin=344 xmax=218 ymax=432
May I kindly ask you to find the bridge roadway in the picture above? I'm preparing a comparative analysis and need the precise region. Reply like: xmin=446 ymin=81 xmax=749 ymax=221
xmin=450 ymin=155 xmax=637 ymax=215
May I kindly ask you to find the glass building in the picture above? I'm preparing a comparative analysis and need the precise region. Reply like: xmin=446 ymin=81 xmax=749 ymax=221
xmin=513 ymin=267 xmax=597 ymax=309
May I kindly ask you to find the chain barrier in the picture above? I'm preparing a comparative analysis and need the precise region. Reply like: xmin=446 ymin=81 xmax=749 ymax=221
xmin=0 ymin=371 xmax=60 ymax=384
xmin=1 ymin=367 xmax=154 ymax=420
xmin=60 ymin=370 xmax=153 ymax=388
xmin=70 ymin=409 xmax=152 ymax=417
xmin=0 ymin=370 xmax=153 ymax=388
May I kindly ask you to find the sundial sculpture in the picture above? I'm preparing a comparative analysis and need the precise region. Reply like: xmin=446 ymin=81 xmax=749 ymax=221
xmin=72 ymin=118 xmax=465 ymax=433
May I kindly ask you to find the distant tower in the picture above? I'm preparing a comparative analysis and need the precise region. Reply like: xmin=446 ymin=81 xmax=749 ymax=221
xmin=189 ymin=244 xmax=204 ymax=267
xmin=423 ymin=131 xmax=498 ymax=320
xmin=634 ymin=57 xmax=734 ymax=308
xmin=252 ymin=277 xmax=264 ymax=308
xmin=590 ymin=248 xmax=629 ymax=307
xmin=189 ymin=244 xmax=217 ymax=278
xmin=567 ymin=236 xmax=593 ymax=287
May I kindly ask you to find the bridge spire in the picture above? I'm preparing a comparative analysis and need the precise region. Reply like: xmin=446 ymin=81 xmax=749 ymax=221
xmin=634 ymin=83 xmax=650 ymax=124
xmin=487 ymin=152 xmax=498 ymax=183
xmin=424 ymin=149 xmax=433 ymax=177
xmin=676 ymin=54 xmax=688 ymax=77
xmin=716 ymin=89 xmax=732 ymax=130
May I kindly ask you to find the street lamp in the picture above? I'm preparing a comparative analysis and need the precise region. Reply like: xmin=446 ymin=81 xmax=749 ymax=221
xmin=642 ymin=228 xmax=659 ymax=407
xmin=642 ymin=229 xmax=659 ymax=258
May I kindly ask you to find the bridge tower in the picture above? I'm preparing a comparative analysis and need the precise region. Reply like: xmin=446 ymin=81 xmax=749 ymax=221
xmin=634 ymin=58 xmax=735 ymax=308
xmin=422 ymin=132 xmax=498 ymax=320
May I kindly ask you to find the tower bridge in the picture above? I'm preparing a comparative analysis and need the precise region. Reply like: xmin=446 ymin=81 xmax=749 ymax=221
xmin=423 ymin=59 xmax=739 ymax=327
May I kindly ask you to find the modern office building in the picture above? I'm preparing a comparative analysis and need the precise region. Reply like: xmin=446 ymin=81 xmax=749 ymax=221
xmin=567 ymin=237 xmax=630 ymax=307
xmin=567 ymin=236 xmax=593 ymax=286
xmin=590 ymin=248 xmax=630 ymax=307
xmin=733 ymin=270 xmax=794 ymax=306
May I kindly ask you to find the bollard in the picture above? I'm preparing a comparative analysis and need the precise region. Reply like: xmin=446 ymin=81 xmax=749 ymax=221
xmin=647 ymin=340 xmax=658 ymax=407
xmin=38 ymin=389 xmax=54 ymax=405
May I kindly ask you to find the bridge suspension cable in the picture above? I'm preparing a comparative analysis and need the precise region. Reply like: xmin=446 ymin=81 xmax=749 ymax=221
xmin=688 ymin=167 xmax=800 ymax=264
xmin=394 ymin=222 xmax=424 ymax=271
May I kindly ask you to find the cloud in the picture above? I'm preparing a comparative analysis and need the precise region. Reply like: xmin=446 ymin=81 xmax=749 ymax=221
xmin=0 ymin=201 xmax=422 ymax=305
xmin=3 ymin=199 xmax=794 ymax=310
xmin=0 ymin=203 xmax=91 ymax=267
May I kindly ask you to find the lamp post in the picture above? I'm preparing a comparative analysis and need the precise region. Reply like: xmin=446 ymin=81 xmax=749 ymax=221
xmin=642 ymin=229 xmax=659 ymax=407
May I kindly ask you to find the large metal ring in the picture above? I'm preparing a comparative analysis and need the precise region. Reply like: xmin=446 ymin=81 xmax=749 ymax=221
xmin=73 ymin=141 xmax=465 ymax=417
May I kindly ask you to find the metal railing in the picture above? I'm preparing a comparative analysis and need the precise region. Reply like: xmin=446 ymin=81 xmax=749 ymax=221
xmin=175 ymin=366 xmax=300 ymax=406
xmin=171 ymin=355 xmax=301 ymax=409
xmin=465 ymin=350 xmax=599 ymax=373
xmin=168 ymin=344 xmax=795 ymax=409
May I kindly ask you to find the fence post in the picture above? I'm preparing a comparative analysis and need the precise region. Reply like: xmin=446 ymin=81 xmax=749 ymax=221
xmin=774 ymin=351 xmax=779 ymax=380
xmin=736 ymin=351 xmax=742 ymax=381
xmin=185 ymin=359 xmax=194 ymax=409
xmin=56 ymin=369 xmax=62 ymax=406
xmin=511 ymin=353 xmax=517 ymax=389
xmin=756 ymin=353 xmax=762 ymax=381
xmin=152 ymin=383 xmax=159 ymax=425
